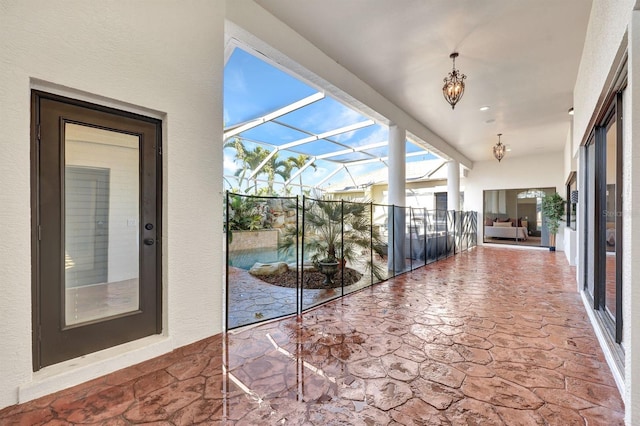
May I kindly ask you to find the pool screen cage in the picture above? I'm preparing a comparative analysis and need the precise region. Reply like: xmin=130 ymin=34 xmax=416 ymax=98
xmin=225 ymin=191 xmax=477 ymax=330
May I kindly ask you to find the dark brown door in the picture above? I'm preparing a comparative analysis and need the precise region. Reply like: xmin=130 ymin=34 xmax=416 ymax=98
xmin=32 ymin=91 xmax=162 ymax=370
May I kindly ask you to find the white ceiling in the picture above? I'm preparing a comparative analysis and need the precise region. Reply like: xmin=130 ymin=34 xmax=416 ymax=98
xmin=255 ymin=0 xmax=593 ymax=163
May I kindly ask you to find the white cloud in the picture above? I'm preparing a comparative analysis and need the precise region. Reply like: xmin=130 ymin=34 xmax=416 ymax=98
xmin=298 ymin=101 xmax=363 ymax=135
xmin=356 ymin=126 xmax=388 ymax=146
xmin=223 ymin=108 xmax=230 ymax=127
xmin=224 ymin=155 xmax=240 ymax=175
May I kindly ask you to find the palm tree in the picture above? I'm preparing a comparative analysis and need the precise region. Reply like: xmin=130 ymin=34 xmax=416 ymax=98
xmin=280 ymin=197 xmax=386 ymax=280
xmin=224 ymin=138 xmax=274 ymax=194
xmin=224 ymin=137 xmax=249 ymax=191
xmin=282 ymin=154 xmax=316 ymax=195
xmin=225 ymin=139 xmax=315 ymax=195
xmin=243 ymin=146 xmax=274 ymax=194
xmin=262 ymin=153 xmax=290 ymax=195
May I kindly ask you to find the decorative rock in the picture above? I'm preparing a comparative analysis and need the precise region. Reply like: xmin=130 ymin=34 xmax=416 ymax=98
xmin=287 ymin=262 xmax=317 ymax=272
xmin=272 ymin=215 xmax=285 ymax=227
xmin=248 ymin=262 xmax=288 ymax=276
xmin=284 ymin=215 xmax=296 ymax=224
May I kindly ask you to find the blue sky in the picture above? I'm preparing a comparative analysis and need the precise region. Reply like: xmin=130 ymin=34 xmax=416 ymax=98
xmin=224 ymin=47 xmax=436 ymax=193
xmin=224 ymin=49 xmax=317 ymax=126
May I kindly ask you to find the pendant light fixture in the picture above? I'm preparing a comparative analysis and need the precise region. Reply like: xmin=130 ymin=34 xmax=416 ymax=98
xmin=493 ymin=133 xmax=506 ymax=162
xmin=442 ymin=52 xmax=466 ymax=109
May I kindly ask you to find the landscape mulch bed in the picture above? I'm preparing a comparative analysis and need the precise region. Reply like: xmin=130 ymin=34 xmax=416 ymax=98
xmin=257 ymin=267 xmax=362 ymax=289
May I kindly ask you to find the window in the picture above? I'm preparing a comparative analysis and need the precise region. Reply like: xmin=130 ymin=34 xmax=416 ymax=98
xmin=566 ymin=172 xmax=577 ymax=230
xmin=483 ymin=187 xmax=555 ymax=247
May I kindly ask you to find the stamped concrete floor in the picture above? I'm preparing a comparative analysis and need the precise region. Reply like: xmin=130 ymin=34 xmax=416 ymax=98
xmin=0 ymin=246 xmax=624 ymax=425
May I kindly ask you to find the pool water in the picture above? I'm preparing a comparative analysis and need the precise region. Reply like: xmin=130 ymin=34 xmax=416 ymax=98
xmin=228 ymin=248 xmax=296 ymax=270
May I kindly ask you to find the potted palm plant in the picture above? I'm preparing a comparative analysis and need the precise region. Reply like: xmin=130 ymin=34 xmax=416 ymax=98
xmin=280 ymin=198 xmax=386 ymax=285
xmin=541 ymin=192 xmax=565 ymax=251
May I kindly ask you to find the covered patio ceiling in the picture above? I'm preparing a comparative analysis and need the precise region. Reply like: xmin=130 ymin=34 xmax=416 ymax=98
xmin=224 ymin=0 xmax=593 ymax=194
xmin=248 ymin=0 xmax=592 ymax=163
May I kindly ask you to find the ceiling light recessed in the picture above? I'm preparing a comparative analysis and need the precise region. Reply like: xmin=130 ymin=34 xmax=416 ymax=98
xmin=480 ymin=106 xmax=490 ymax=111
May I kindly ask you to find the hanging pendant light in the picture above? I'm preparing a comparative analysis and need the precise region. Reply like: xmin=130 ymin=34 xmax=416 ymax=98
xmin=442 ymin=52 xmax=466 ymax=109
xmin=493 ymin=133 xmax=506 ymax=162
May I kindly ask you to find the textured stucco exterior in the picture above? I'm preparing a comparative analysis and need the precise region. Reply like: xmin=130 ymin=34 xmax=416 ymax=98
xmin=572 ymin=0 xmax=634 ymax=152
xmin=625 ymin=10 xmax=640 ymax=424
xmin=573 ymin=1 xmax=640 ymax=423
xmin=0 ymin=0 xmax=225 ymax=409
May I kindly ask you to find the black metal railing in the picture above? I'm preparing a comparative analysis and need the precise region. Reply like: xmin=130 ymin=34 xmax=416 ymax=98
xmin=225 ymin=192 xmax=477 ymax=330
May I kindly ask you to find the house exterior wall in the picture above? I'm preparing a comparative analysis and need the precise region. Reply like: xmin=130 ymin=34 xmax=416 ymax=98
xmin=463 ymin=152 xmax=566 ymax=249
xmin=0 ymin=0 xmax=225 ymax=409
xmin=564 ymin=130 xmax=578 ymax=266
xmin=573 ymin=0 xmax=634 ymax=154
xmin=572 ymin=0 xmax=640 ymax=422
xmin=625 ymin=9 xmax=640 ymax=424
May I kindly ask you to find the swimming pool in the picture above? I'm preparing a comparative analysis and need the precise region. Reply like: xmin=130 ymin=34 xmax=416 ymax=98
xmin=228 ymin=248 xmax=296 ymax=270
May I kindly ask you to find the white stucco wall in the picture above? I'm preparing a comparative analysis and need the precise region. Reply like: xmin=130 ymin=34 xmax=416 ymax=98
xmin=572 ymin=1 xmax=640 ymax=422
xmin=464 ymin=151 xmax=566 ymax=249
xmin=573 ymin=0 xmax=634 ymax=153
xmin=564 ymin=128 xmax=576 ymax=183
xmin=626 ymin=10 xmax=640 ymax=424
xmin=563 ymin=130 xmax=578 ymax=266
xmin=0 ymin=0 xmax=224 ymax=409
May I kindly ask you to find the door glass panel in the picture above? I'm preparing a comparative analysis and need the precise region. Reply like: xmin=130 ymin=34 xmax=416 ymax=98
xmin=586 ymin=142 xmax=595 ymax=298
xmin=483 ymin=188 xmax=550 ymax=247
xmin=604 ymin=122 xmax=617 ymax=319
xmin=65 ymin=123 xmax=140 ymax=326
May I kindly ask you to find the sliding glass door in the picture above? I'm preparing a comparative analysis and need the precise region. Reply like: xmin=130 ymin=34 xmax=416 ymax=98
xmin=483 ymin=187 xmax=554 ymax=247
xmin=584 ymin=92 xmax=623 ymax=346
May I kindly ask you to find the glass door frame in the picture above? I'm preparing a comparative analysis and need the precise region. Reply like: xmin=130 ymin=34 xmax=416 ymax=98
xmin=482 ymin=187 xmax=553 ymax=247
xmin=583 ymin=91 xmax=623 ymax=345
xmin=31 ymin=90 xmax=163 ymax=370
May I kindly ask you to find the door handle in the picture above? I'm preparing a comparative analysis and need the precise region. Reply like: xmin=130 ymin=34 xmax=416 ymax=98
xmin=144 ymin=238 xmax=155 ymax=246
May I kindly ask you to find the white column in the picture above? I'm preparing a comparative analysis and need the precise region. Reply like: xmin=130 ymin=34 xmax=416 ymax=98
xmin=387 ymin=124 xmax=406 ymax=272
xmin=447 ymin=160 xmax=460 ymax=211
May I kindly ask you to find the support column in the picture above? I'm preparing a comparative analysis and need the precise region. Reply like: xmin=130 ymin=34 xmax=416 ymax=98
xmin=447 ymin=160 xmax=460 ymax=211
xmin=387 ymin=124 xmax=406 ymax=272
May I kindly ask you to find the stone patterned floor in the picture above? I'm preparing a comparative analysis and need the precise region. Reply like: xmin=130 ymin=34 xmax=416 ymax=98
xmin=227 ymin=265 xmax=377 ymax=329
xmin=0 ymin=246 xmax=624 ymax=425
